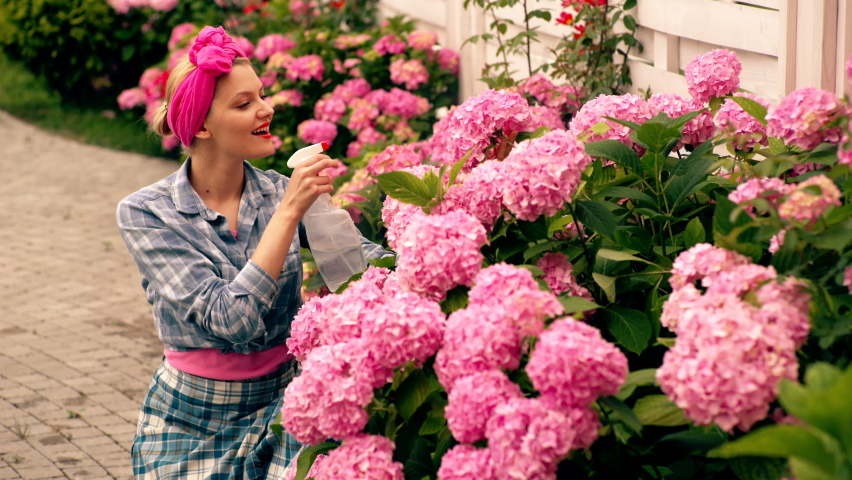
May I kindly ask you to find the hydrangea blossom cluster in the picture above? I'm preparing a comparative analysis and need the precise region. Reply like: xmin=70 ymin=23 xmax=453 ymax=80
xmin=297 ymin=119 xmax=338 ymax=145
xmin=254 ymin=34 xmax=296 ymax=61
xmin=283 ymin=269 xmax=446 ymax=444
xmin=366 ymin=143 xmax=423 ymax=175
xmin=766 ymin=87 xmax=842 ymax=150
xmin=381 ymin=165 xmax=434 ymax=250
xmin=429 ymin=89 xmax=533 ymax=168
xmin=389 ymin=58 xmax=429 ymax=90
xmin=520 ymin=73 xmax=582 ymax=111
xmin=437 ymin=445 xmax=494 ymax=480
xmin=569 ymin=94 xmax=655 ymax=152
xmin=407 ymin=30 xmax=438 ymax=50
xmin=395 ymin=210 xmax=488 ymax=300
xmin=658 ymin=244 xmax=811 ymax=432
xmin=714 ymin=93 xmax=771 ymax=151
xmin=648 ymin=93 xmax=715 ymax=148
xmin=444 ymin=370 xmax=524 ymax=443
xmin=433 ymin=160 xmax=505 ymax=230
xmin=285 ymin=54 xmax=325 ymax=82
xmin=683 ymin=49 xmax=742 ymax=103
xmin=467 ymin=263 xmax=564 ymax=337
xmin=282 ymin=453 xmax=326 ymax=480
xmin=844 ymin=267 xmax=852 ymax=294
xmin=728 ymin=177 xmax=788 ymax=215
xmin=267 ymin=89 xmax=303 ymax=109
xmin=536 ymin=252 xmax=593 ymax=300
xmin=314 ymin=435 xmax=404 ymax=480
xmin=497 ymin=129 xmax=592 ymax=221
xmin=437 ymin=48 xmax=460 ymax=75
xmin=777 ymin=174 xmax=842 ymax=224
xmin=333 ymin=33 xmax=372 ymax=50
xmin=108 ymin=0 xmax=177 ymax=13
xmin=373 ymin=34 xmax=407 ymax=55
xmin=168 ymin=23 xmax=195 ymax=50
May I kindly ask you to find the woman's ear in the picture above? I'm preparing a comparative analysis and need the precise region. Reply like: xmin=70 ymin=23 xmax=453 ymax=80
xmin=195 ymin=124 xmax=211 ymax=140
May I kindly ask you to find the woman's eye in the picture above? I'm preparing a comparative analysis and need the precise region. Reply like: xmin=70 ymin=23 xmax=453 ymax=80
xmin=261 ymin=95 xmax=269 ymax=101
xmin=238 ymin=101 xmax=250 ymax=108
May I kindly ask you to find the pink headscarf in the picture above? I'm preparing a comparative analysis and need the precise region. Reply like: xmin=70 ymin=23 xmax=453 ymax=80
xmin=167 ymin=26 xmax=246 ymax=147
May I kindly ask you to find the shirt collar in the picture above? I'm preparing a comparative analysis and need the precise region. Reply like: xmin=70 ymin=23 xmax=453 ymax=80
xmin=173 ymin=158 xmax=276 ymax=217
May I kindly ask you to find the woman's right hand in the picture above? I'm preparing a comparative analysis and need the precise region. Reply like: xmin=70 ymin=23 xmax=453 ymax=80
xmin=279 ymin=154 xmax=338 ymax=219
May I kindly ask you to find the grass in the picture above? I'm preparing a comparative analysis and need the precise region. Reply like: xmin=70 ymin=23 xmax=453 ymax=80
xmin=0 ymin=49 xmax=171 ymax=158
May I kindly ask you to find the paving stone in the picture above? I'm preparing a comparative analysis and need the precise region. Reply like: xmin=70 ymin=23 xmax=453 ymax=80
xmin=0 ymin=467 xmax=22 ymax=479
xmin=11 ymin=466 xmax=64 ymax=480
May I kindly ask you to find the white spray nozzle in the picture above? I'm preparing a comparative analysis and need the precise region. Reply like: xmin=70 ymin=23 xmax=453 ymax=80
xmin=287 ymin=142 xmax=329 ymax=169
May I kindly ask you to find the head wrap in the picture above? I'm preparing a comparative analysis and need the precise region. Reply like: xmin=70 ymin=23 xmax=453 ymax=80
xmin=166 ymin=26 xmax=246 ymax=147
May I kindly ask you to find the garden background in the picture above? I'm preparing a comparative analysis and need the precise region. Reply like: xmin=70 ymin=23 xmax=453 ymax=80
xmin=1 ymin=0 xmax=852 ymax=480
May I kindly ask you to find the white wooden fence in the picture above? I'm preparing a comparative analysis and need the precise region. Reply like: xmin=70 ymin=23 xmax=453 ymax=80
xmin=377 ymin=0 xmax=852 ymax=104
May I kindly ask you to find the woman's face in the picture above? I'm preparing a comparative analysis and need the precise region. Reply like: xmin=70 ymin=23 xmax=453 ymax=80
xmin=198 ymin=63 xmax=276 ymax=160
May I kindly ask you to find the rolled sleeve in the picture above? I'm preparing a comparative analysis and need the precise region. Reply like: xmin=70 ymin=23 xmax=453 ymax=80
xmin=117 ymin=200 xmax=274 ymax=348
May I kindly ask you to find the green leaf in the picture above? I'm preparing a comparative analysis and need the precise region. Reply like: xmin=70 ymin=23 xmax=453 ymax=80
xmin=731 ymin=96 xmax=768 ymax=125
xmin=585 ymin=140 xmax=643 ymax=174
xmin=615 ymin=368 xmax=658 ymax=401
xmin=659 ymin=426 xmax=727 ymax=450
xmin=376 ymin=171 xmax=435 ymax=207
xmin=622 ymin=14 xmax=637 ymax=31
xmin=574 ymin=200 xmax=618 ymax=238
xmin=633 ymin=395 xmax=690 ymax=426
xmin=518 ymin=217 xmax=549 ymax=242
xmin=777 ymin=363 xmax=852 ymax=446
xmin=613 ymin=227 xmax=652 ymax=255
xmin=806 ymin=219 xmax=852 ymax=251
xmin=440 ymin=285 xmax=469 ymax=314
xmin=709 ymin=425 xmax=840 ymax=478
xmin=394 ymin=369 xmax=435 ymax=422
xmin=558 ymin=295 xmax=601 ymax=314
xmin=369 ymin=256 xmax=397 ymax=268
xmin=789 ymin=457 xmax=843 ymax=480
xmin=634 ymin=122 xmax=682 ymax=154
xmin=447 ymin=148 xmax=473 ymax=188
xmin=769 ymin=137 xmax=789 ymax=155
xmin=523 ymin=240 xmax=561 ymax=261
xmin=516 ymin=126 xmax=551 ymax=142
xmin=666 ymin=157 xmax=715 ymax=207
xmin=418 ymin=408 xmax=447 ymax=435
xmin=600 ymin=396 xmax=643 ymax=433
xmin=597 ymin=248 xmax=653 ymax=265
xmin=672 ymin=139 xmax=715 ymax=176
xmin=294 ymin=442 xmax=338 ymax=480
xmin=728 ymin=457 xmax=788 ymax=480
xmin=517 ymin=264 xmax=546 ymax=277
xmin=595 ymin=186 xmax=655 ymax=205
xmin=665 ymin=109 xmax=706 ymax=130
xmin=270 ymin=412 xmax=283 ymax=439
xmin=624 ymin=0 xmax=637 ymax=9
xmin=593 ymin=273 xmax=617 ymax=304
xmin=683 ymin=217 xmax=706 ymax=249
xmin=603 ymin=307 xmax=652 ymax=354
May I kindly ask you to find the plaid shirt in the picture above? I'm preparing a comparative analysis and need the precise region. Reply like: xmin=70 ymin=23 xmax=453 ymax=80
xmin=117 ymin=158 xmax=388 ymax=354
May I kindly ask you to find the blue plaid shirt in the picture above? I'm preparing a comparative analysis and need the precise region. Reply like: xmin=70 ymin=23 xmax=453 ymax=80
xmin=117 ymin=159 xmax=388 ymax=354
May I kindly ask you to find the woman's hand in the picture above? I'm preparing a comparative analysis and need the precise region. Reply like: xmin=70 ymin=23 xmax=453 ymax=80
xmin=279 ymin=154 xmax=338 ymax=219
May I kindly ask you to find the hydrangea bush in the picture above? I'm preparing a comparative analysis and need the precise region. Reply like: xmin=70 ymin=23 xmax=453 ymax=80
xmin=279 ymin=48 xmax=852 ymax=480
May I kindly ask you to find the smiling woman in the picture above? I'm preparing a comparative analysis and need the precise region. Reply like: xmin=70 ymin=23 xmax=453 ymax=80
xmin=115 ymin=26 xmax=391 ymax=480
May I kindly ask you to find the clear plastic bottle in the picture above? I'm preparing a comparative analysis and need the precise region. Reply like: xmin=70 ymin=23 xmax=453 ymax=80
xmin=288 ymin=143 xmax=367 ymax=292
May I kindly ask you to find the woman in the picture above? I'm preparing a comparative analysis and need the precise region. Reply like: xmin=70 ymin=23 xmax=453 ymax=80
xmin=117 ymin=26 xmax=387 ymax=479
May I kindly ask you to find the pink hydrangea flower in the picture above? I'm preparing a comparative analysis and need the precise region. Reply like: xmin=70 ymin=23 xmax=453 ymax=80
xmin=346 ymin=101 xmax=379 ymax=133
xmin=297 ymin=119 xmax=338 ymax=145
xmin=382 ymin=198 xmax=425 ymax=252
xmin=715 ymin=92 xmax=771 ymax=151
xmin=498 ymin=129 xmax=592 ymax=221
xmin=283 ymin=453 xmax=326 ymax=480
xmin=396 ymin=210 xmax=487 ymax=300
xmin=161 ymin=135 xmax=180 ymax=151
xmin=527 ymin=105 xmax=565 ymax=130
xmin=314 ymin=94 xmax=347 ymax=123
xmin=333 ymin=78 xmax=373 ymax=105
xmin=437 ymin=48 xmax=460 ymax=75
xmin=433 ymin=160 xmax=504 ymax=230
xmin=117 ymin=88 xmax=146 ymax=110
xmin=314 ymin=435 xmax=404 ymax=480
xmin=668 ymin=243 xmax=751 ymax=291
xmin=289 ymin=0 xmax=319 ymax=19
xmin=389 ymin=58 xmax=429 ymax=91
xmin=486 ymin=398 xmax=575 ymax=480
xmin=374 ymin=34 xmax=407 ymax=55
xmin=728 ymin=177 xmax=790 ymax=215
xmin=255 ymin=33 xmax=296 ymax=61
xmin=333 ymin=33 xmax=372 ymax=49
xmin=434 ymin=304 xmax=521 ymax=391
xmin=232 ymin=36 xmax=254 ymax=59
xmin=268 ymin=89 xmax=303 ymax=108
xmin=366 ymin=143 xmax=423 ymax=175
xmin=407 ymin=30 xmax=438 ymax=50
xmin=139 ymin=67 xmax=164 ymax=92
xmin=527 ymin=318 xmax=628 ymax=411
xmin=167 ymin=23 xmax=195 ymax=50
xmin=684 ymin=49 xmax=742 ymax=103
xmin=569 ymin=94 xmax=655 ymax=152
xmin=445 ymin=370 xmax=524 ymax=443
xmin=258 ymin=70 xmax=277 ymax=88
xmin=282 ymin=342 xmax=380 ymax=444
xmin=766 ymin=87 xmax=842 ymax=150
xmin=521 ymin=73 xmax=556 ymax=103
xmin=432 ymin=89 xmax=532 ymax=168
xmin=437 ymin=445 xmax=494 ymax=480
xmin=649 ymin=93 xmax=715 ymax=149
xmin=777 ymin=174 xmax=842 ymax=224
xmin=536 ymin=252 xmax=593 ymax=300
xmin=370 ymin=88 xmax=431 ymax=119
xmin=149 ymin=0 xmax=178 ymax=11
xmin=467 ymin=263 xmax=563 ymax=337
xmin=286 ymin=54 xmax=325 ymax=82
xmin=844 ymin=266 xmax=852 ymax=294
xmin=168 ymin=47 xmax=189 ymax=71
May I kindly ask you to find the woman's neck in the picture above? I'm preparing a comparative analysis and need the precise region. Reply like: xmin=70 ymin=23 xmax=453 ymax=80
xmin=188 ymin=151 xmax=246 ymax=206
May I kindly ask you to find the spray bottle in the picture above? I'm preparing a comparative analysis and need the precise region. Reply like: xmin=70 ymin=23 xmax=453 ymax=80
xmin=287 ymin=142 xmax=367 ymax=292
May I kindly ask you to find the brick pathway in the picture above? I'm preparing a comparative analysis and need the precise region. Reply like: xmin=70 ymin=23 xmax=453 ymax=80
xmin=0 ymin=111 xmax=179 ymax=480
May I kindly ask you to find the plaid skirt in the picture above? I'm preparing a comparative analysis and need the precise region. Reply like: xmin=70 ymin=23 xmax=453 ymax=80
xmin=131 ymin=359 xmax=302 ymax=480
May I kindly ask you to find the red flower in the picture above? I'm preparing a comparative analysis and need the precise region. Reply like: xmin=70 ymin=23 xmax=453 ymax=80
xmin=556 ymin=12 xmax=574 ymax=25
xmin=573 ymin=24 xmax=586 ymax=39
xmin=331 ymin=0 xmax=345 ymax=8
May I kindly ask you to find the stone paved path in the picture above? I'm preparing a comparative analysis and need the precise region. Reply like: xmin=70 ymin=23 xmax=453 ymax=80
xmin=0 ymin=110 xmax=180 ymax=480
